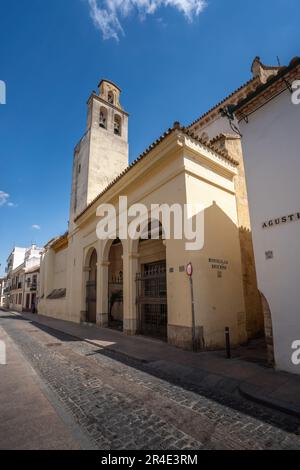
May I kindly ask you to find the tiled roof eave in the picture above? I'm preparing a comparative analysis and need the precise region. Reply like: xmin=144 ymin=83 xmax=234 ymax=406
xmin=187 ymin=76 xmax=260 ymax=130
xmin=232 ymin=57 xmax=300 ymax=115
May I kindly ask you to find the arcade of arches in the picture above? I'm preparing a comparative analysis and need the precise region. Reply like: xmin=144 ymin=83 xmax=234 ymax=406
xmin=84 ymin=232 xmax=167 ymax=341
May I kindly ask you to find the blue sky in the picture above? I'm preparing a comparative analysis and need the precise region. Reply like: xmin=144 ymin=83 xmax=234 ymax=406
xmin=0 ymin=0 xmax=299 ymax=275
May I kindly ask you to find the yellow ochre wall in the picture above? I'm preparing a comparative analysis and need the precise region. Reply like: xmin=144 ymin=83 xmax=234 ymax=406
xmin=39 ymin=131 xmax=248 ymax=350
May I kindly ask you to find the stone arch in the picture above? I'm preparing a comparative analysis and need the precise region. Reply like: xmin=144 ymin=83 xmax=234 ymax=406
xmin=114 ymin=114 xmax=122 ymax=136
xmin=84 ymin=246 xmax=98 ymax=268
xmin=129 ymin=217 xmax=165 ymax=255
xmin=101 ymin=238 xmax=125 ymax=331
xmin=102 ymin=238 xmax=117 ymax=263
xmin=83 ymin=246 xmax=98 ymax=324
xmin=108 ymin=90 xmax=114 ymax=104
xmin=130 ymin=219 xmax=168 ymax=340
xmin=99 ymin=106 xmax=108 ymax=129
xmin=260 ymin=292 xmax=275 ymax=366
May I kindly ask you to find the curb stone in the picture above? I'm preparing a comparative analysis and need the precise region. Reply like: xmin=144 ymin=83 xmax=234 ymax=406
xmin=239 ymin=383 xmax=300 ymax=419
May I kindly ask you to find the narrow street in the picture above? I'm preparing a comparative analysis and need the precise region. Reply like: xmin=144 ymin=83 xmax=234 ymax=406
xmin=0 ymin=311 xmax=300 ymax=450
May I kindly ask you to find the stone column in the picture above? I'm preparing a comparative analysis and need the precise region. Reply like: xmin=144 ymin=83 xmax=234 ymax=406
xmin=80 ymin=265 xmax=90 ymax=323
xmin=96 ymin=260 xmax=110 ymax=327
xmin=122 ymin=249 xmax=139 ymax=336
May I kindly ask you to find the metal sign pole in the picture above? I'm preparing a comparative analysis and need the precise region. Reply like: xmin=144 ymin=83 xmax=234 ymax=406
xmin=186 ymin=263 xmax=196 ymax=352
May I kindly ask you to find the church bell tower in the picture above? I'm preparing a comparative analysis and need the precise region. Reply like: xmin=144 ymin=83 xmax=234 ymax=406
xmin=70 ymin=79 xmax=129 ymax=224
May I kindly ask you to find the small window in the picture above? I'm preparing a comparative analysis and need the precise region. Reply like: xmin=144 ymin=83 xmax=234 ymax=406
xmin=99 ymin=107 xmax=108 ymax=129
xmin=114 ymin=115 xmax=121 ymax=136
xmin=108 ymin=91 xmax=114 ymax=104
xmin=78 ymin=163 xmax=81 ymax=174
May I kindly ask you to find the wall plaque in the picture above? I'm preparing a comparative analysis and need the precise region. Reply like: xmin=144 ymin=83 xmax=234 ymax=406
xmin=209 ymin=258 xmax=229 ymax=271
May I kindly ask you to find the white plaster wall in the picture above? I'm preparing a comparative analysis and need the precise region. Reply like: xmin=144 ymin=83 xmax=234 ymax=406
xmin=192 ymin=116 xmax=236 ymax=140
xmin=38 ymin=248 xmax=68 ymax=320
xmin=25 ymin=257 xmax=40 ymax=270
xmin=53 ymin=249 xmax=67 ymax=290
xmin=239 ymin=88 xmax=300 ymax=374
xmin=12 ymin=248 xmax=26 ymax=270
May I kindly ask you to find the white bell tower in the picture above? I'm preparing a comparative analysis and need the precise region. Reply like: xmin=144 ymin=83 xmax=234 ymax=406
xmin=70 ymin=79 xmax=129 ymax=224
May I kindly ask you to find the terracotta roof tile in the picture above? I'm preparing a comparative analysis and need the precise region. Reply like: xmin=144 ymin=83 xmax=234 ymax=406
xmin=232 ymin=56 xmax=300 ymax=113
xmin=74 ymin=124 xmax=238 ymax=223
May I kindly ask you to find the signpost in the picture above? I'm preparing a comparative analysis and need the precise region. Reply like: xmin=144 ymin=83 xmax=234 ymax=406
xmin=186 ymin=263 xmax=196 ymax=352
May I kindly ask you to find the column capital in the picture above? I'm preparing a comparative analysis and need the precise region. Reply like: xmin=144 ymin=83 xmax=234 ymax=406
xmin=122 ymin=252 xmax=140 ymax=260
xmin=99 ymin=260 xmax=110 ymax=267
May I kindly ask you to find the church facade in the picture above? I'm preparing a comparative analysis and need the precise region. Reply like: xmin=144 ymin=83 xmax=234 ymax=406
xmin=39 ymin=63 xmax=279 ymax=351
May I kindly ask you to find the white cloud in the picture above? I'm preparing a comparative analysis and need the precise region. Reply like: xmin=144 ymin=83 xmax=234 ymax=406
xmin=88 ymin=0 xmax=207 ymax=40
xmin=32 ymin=224 xmax=41 ymax=230
xmin=0 ymin=191 xmax=9 ymax=206
xmin=0 ymin=190 xmax=17 ymax=207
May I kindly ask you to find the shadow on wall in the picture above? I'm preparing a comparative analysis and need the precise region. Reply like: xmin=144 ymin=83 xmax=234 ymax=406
xmin=199 ymin=202 xmax=247 ymax=349
xmin=260 ymin=292 xmax=275 ymax=366
xmin=239 ymin=227 xmax=264 ymax=338
xmin=200 ymin=202 xmax=264 ymax=349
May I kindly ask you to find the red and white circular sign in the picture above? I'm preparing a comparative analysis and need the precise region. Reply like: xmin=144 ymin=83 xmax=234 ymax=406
xmin=186 ymin=262 xmax=193 ymax=277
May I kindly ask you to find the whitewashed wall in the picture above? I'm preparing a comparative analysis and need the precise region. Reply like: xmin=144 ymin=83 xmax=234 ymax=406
xmin=239 ymin=88 xmax=300 ymax=374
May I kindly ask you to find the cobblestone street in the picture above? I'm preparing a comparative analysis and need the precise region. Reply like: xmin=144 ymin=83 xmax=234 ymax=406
xmin=1 ymin=311 xmax=300 ymax=450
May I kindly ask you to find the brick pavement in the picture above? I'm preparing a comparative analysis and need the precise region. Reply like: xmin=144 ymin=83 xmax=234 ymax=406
xmin=0 ymin=324 xmax=88 ymax=450
xmin=0 ymin=311 xmax=300 ymax=450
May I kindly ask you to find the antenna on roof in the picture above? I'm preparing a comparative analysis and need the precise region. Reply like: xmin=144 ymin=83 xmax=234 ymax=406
xmin=277 ymin=56 xmax=281 ymax=67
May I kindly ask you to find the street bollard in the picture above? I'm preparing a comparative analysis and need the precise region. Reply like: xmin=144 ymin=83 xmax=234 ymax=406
xmin=225 ymin=327 xmax=231 ymax=359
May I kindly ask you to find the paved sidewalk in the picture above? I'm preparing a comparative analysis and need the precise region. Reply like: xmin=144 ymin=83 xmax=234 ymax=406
xmin=4 ymin=309 xmax=300 ymax=419
xmin=0 ymin=324 xmax=90 ymax=450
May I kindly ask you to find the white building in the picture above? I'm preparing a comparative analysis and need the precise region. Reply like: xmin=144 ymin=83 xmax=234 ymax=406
xmin=6 ymin=247 xmax=27 ymax=276
xmin=230 ymin=56 xmax=300 ymax=374
xmin=0 ymin=277 xmax=8 ymax=307
xmin=6 ymin=245 xmax=42 ymax=312
xmin=23 ymin=265 xmax=40 ymax=312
